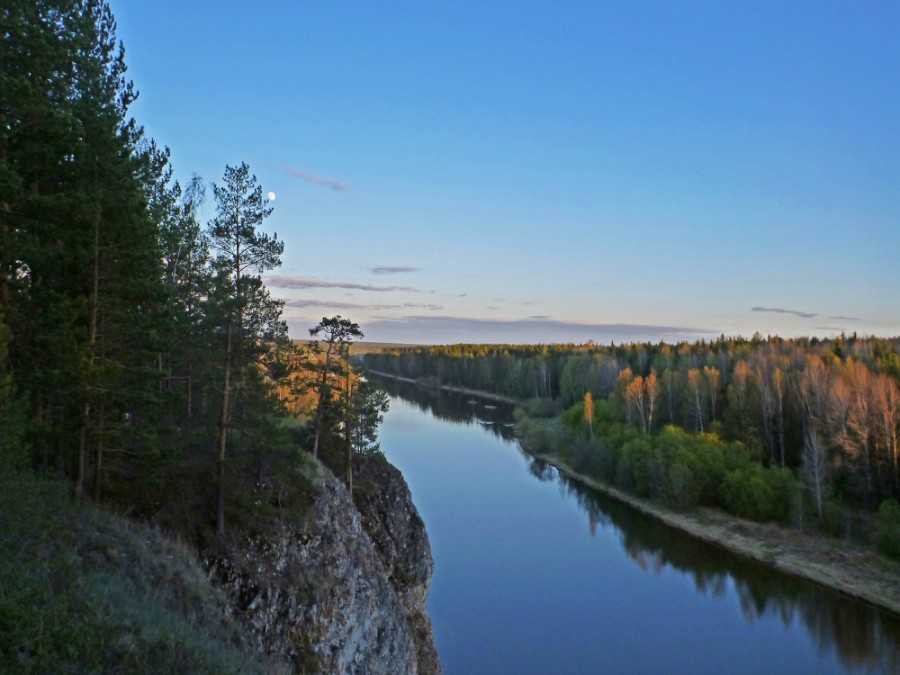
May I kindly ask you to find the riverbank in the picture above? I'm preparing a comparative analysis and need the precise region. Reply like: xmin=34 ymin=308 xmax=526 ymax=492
xmin=366 ymin=370 xmax=520 ymax=405
xmin=533 ymin=452 xmax=900 ymax=616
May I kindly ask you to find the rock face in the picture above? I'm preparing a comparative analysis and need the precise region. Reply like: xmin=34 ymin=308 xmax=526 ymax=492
xmin=352 ymin=454 xmax=441 ymax=675
xmin=215 ymin=457 xmax=441 ymax=675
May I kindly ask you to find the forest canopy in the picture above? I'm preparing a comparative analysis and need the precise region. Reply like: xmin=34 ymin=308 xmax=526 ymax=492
xmin=0 ymin=0 xmax=384 ymax=539
xmin=363 ymin=335 xmax=900 ymax=524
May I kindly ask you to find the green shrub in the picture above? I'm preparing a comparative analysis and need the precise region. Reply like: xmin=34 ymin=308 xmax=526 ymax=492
xmin=663 ymin=459 xmax=700 ymax=510
xmin=561 ymin=402 xmax=585 ymax=431
xmin=522 ymin=397 xmax=562 ymax=418
xmin=720 ymin=467 xmax=775 ymax=521
xmin=620 ymin=437 xmax=655 ymax=497
xmin=876 ymin=499 xmax=900 ymax=560
xmin=719 ymin=463 xmax=799 ymax=523
xmin=821 ymin=499 xmax=845 ymax=538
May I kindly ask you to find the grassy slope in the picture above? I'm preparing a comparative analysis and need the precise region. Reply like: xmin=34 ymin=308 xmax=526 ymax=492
xmin=0 ymin=474 xmax=278 ymax=675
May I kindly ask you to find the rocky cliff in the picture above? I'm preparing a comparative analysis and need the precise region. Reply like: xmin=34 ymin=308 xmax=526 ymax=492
xmin=352 ymin=454 xmax=441 ymax=675
xmin=214 ymin=455 xmax=442 ymax=674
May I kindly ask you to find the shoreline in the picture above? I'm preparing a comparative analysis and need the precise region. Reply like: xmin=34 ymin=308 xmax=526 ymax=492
xmin=365 ymin=370 xmax=520 ymax=405
xmin=533 ymin=452 xmax=900 ymax=617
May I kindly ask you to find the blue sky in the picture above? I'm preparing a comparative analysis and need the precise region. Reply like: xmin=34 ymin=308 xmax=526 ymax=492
xmin=113 ymin=1 xmax=900 ymax=343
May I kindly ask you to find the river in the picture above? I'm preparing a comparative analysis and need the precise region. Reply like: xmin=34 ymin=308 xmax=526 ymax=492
xmin=373 ymin=375 xmax=900 ymax=675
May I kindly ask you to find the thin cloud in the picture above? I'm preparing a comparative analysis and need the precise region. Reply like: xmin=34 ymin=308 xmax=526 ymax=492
xmin=815 ymin=326 xmax=851 ymax=332
xmin=285 ymin=298 xmax=442 ymax=311
xmin=752 ymin=306 xmax=818 ymax=319
xmin=371 ymin=266 xmax=419 ymax=275
xmin=752 ymin=306 xmax=862 ymax=322
xmin=361 ymin=315 xmax=717 ymax=345
xmin=527 ymin=315 xmax=551 ymax=320
xmin=403 ymin=303 xmax=444 ymax=311
xmin=283 ymin=165 xmax=349 ymax=192
xmin=268 ymin=274 xmax=418 ymax=293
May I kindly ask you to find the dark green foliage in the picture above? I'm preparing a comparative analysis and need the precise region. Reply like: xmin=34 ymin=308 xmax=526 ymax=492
xmin=0 ymin=311 xmax=27 ymax=474
xmin=522 ymin=400 xmax=802 ymax=523
xmin=876 ymin=499 xmax=900 ymax=560
xmin=720 ymin=465 xmax=799 ymax=523
xmin=348 ymin=380 xmax=391 ymax=457
xmin=820 ymin=499 xmax=846 ymax=538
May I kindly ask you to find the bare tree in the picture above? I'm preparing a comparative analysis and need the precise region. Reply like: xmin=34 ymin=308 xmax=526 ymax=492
xmin=797 ymin=355 xmax=831 ymax=519
xmin=645 ymin=371 xmax=659 ymax=432
xmin=874 ymin=374 xmax=899 ymax=491
xmin=687 ymin=368 xmax=705 ymax=432
xmin=834 ymin=359 xmax=875 ymax=505
xmin=703 ymin=366 xmax=721 ymax=421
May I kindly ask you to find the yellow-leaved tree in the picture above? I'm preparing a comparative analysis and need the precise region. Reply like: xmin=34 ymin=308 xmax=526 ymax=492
xmin=583 ymin=391 xmax=594 ymax=438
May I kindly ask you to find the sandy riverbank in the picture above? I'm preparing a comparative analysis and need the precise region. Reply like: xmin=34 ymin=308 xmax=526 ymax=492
xmin=534 ymin=452 xmax=900 ymax=616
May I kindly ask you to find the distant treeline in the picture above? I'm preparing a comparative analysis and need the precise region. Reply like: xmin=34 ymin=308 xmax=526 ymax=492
xmin=362 ymin=336 xmax=900 ymax=512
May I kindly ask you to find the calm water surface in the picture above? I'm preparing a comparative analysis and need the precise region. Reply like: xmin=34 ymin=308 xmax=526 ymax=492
xmin=374 ymin=376 xmax=900 ymax=675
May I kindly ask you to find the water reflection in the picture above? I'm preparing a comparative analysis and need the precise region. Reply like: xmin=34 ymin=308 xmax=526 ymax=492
xmin=373 ymin=373 xmax=900 ymax=674
xmin=546 ymin=462 xmax=900 ymax=674
xmin=368 ymin=374 xmax=517 ymax=440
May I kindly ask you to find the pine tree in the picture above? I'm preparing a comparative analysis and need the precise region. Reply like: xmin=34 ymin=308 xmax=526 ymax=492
xmin=207 ymin=162 xmax=284 ymax=537
xmin=308 ymin=316 xmax=363 ymax=459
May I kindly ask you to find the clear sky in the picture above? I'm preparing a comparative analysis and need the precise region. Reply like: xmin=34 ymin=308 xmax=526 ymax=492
xmin=113 ymin=1 xmax=900 ymax=343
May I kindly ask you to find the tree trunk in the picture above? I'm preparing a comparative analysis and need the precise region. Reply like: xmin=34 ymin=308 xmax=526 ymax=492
xmin=93 ymin=400 xmax=104 ymax=501
xmin=345 ymin=358 xmax=353 ymax=494
xmin=216 ymin=321 xmax=233 ymax=538
xmin=777 ymin=407 xmax=786 ymax=467
xmin=312 ymin=343 xmax=334 ymax=458
xmin=695 ymin=391 xmax=704 ymax=433
xmin=75 ymin=204 xmax=101 ymax=500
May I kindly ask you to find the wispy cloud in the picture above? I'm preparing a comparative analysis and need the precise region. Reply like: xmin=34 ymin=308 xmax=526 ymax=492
xmin=527 ymin=314 xmax=551 ymax=320
xmin=268 ymin=274 xmax=418 ymax=293
xmin=361 ymin=315 xmax=717 ymax=345
xmin=752 ymin=306 xmax=818 ymax=319
xmin=752 ymin=306 xmax=861 ymax=321
xmin=283 ymin=165 xmax=349 ymax=192
xmin=371 ymin=266 xmax=419 ymax=275
xmin=285 ymin=298 xmax=442 ymax=311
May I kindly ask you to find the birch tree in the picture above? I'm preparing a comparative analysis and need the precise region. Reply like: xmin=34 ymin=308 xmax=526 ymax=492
xmin=797 ymin=356 xmax=831 ymax=519
xmin=583 ymin=391 xmax=594 ymax=438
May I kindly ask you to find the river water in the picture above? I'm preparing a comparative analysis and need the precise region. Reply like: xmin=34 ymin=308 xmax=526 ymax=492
xmin=373 ymin=375 xmax=900 ymax=675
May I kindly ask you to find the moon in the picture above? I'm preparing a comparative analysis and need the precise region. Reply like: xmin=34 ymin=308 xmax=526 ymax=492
xmin=267 ymin=191 xmax=277 ymax=201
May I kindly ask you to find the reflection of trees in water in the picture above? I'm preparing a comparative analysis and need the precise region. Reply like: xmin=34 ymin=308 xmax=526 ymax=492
xmin=372 ymin=375 xmax=517 ymax=440
xmin=378 ymin=377 xmax=900 ymax=673
xmin=534 ymin=459 xmax=900 ymax=674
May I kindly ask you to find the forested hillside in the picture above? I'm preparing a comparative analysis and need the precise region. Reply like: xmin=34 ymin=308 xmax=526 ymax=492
xmin=0 ymin=4 xmax=429 ymax=670
xmin=364 ymin=336 xmax=900 ymax=523
xmin=0 ymin=1 xmax=387 ymax=536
